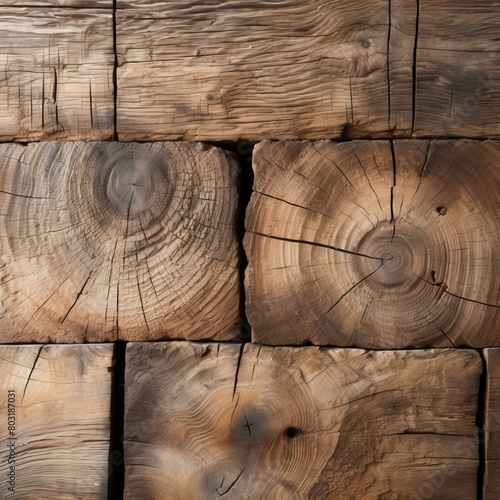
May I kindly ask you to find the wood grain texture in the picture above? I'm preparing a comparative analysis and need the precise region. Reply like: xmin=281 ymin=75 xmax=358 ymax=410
xmin=116 ymin=0 xmax=500 ymax=141
xmin=245 ymin=139 xmax=500 ymax=348
xmin=124 ymin=342 xmax=480 ymax=499
xmin=1 ymin=1 xmax=111 ymax=7
xmin=0 ymin=141 xmax=240 ymax=343
xmin=413 ymin=0 xmax=500 ymax=137
xmin=0 ymin=344 xmax=112 ymax=499
xmin=0 ymin=8 xmax=114 ymax=142
xmin=116 ymin=0 xmax=390 ymax=141
xmin=485 ymin=348 xmax=500 ymax=499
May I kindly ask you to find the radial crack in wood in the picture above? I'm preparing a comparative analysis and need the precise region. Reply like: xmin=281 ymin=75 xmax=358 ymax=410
xmin=124 ymin=342 xmax=481 ymax=499
xmin=0 ymin=141 xmax=240 ymax=342
xmin=484 ymin=348 xmax=500 ymax=499
xmin=244 ymin=139 xmax=500 ymax=347
xmin=0 ymin=344 xmax=112 ymax=498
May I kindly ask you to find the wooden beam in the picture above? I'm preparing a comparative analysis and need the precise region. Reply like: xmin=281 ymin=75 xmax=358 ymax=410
xmin=116 ymin=0 xmax=391 ymax=141
xmin=485 ymin=348 xmax=500 ymax=499
xmin=1 ymin=1 xmax=111 ymax=6
xmin=245 ymin=139 xmax=500 ymax=347
xmin=0 ymin=344 xmax=112 ymax=497
xmin=124 ymin=342 xmax=480 ymax=499
xmin=0 ymin=7 xmax=114 ymax=141
xmin=116 ymin=0 xmax=500 ymax=141
xmin=0 ymin=141 xmax=240 ymax=343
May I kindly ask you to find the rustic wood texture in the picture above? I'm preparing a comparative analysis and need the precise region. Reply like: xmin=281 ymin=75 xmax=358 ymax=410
xmin=1 ymin=1 xmax=111 ymax=6
xmin=116 ymin=0 xmax=390 ymax=141
xmin=0 ymin=344 xmax=112 ymax=499
xmin=485 ymin=348 xmax=500 ymax=499
xmin=0 ymin=141 xmax=240 ymax=343
xmin=124 ymin=342 xmax=480 ymax=499
xmin=0 ymin=8 xmax=114 ymax=142
xmin=245 ymin=139 xmax=500 ymax=348
xmin=412 ymin=0 xmax=500 ymax=137
xmin=116 ymin=0 xmax=500 ymax=141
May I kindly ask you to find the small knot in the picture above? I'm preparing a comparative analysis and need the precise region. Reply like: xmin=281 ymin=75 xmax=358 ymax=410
xmin=284 ymin=427 xmax=303 ymax=439
xmin=437 ymin=206 xmax=447 ymax=216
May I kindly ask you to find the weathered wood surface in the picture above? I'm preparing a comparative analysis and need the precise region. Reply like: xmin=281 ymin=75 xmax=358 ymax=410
xmin=485 ymin=348 xmax=500 ymax=499
xmin=0 ymin=344 xmax=112 ymax=499
xmin=245 ymin=140 xmax=500 ymax=348
xmin=0 ymin=8 xmax=114 ymax=142
xmin=124 ymin=342 xmax=480 ymax=499
xmin=1 ymin=1 xmax=111 ymax=6
xmin=116 ymin=0 xmax=500 ymax=141
xmin=0 ymin=141 xmax=240 ymax=343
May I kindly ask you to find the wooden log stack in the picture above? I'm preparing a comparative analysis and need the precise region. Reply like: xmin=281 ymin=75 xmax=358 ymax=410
xmin=0 ymin=0 xmax=499 ymax=498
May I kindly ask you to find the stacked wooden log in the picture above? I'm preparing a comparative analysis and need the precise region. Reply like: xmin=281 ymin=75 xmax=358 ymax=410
xmin=0 ymin=0 xmax=499 ymax=499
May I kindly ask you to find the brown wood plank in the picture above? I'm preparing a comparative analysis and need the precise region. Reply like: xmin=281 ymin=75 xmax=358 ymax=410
xmin=124 ymin=342 xmax=480 ymax=499
xmin=0 ymin=8 xmax=114 ymax=142
xmin=116 ymin=0 xmax=500 ymax=141
xmin=0 ymin=344 xmax=112 ymax=498
xmin=413 ymin=0 xmax=500 ymax=137
xmin=0 ymin=141 xmax=240 ymax=343
xmin=244 ymin=139 xmax=500 ymax=348
xmin=1 ymin=1 xmax=111 ymax=6
xmin=485 ymin=348 xmax=500 ymax=499
xmin=116 ymin=0 xmax=391 ymax=141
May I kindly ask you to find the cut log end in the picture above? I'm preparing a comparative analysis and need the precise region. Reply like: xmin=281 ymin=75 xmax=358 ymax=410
xmin=245 ymin=139 xmax=500 ymax=348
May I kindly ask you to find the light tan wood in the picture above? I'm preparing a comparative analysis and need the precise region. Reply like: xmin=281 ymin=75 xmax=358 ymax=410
xmin=0 ymin=8 xmax=114 ymax=142
xmin=0 ymin=141 xmax=240 ymax=343
xmin=124 ymin=342 xmax=480 ymax=499
xmin=116 ymin=0 xmax=500 ymax=141
xmin=485 ymin=348 xmax=500 ymax=499
xmin=0 ymin=344 xmax=112 ymax=499
xmin=116 ymin=0 xmax=390 ymax=141
xmin=245 ymin=139 xmax=500 ymax=348
xmin=1 ymin=1 xmax=111 ymax=6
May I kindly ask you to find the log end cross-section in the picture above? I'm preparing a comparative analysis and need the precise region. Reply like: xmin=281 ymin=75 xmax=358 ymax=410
xmin=245 ymin=139 xmax=500 ymax=348
xmin=0 ymin=141 xmax=240 ymax=343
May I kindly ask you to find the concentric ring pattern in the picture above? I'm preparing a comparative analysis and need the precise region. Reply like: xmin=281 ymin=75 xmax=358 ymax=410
xmin=0 ymin=141 xmax=240 ymax=342
xmin=244 ymin=139 xmax=500 ymax=348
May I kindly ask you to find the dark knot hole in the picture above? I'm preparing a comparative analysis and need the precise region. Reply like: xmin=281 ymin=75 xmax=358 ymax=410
xmin=284 ymin=427 xmax=303 ymax=439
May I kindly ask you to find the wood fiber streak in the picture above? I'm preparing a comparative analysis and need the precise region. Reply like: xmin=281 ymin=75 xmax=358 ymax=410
xmin=0 ymin=8 xmax=114 ymax=141
xmin=117 ymin=0 xmax=390 ymax=141
xmin=484 ymin=349 xmax=500 ymax=499
xmin=244 ymin=139 xmax=500 ymax=348
xmin=0 ymin=141 xmax=240 ymax=342
xmin=116 ymin=0 xmax=500 ymax=140
xmin=0 ymin=344 xmax=112 ymax=499
xmin=124 ymin=343 xmax=480 ymax=499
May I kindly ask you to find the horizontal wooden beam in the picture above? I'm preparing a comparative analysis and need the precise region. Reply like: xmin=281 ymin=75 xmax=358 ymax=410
xmin=245 ymin=139 xmax=500 ymax=347
xmin=116 ymin=0 xmax=500 ymax=141
xmin=0 ymin=344 xmax=112 ymax=497
xmin=0 ymin=141 xmax=240 ymax=343
xmin=0 ymin=8 xmax=114 ymax=141
xmin=124 ymin=342 xmax=481 ymax=499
